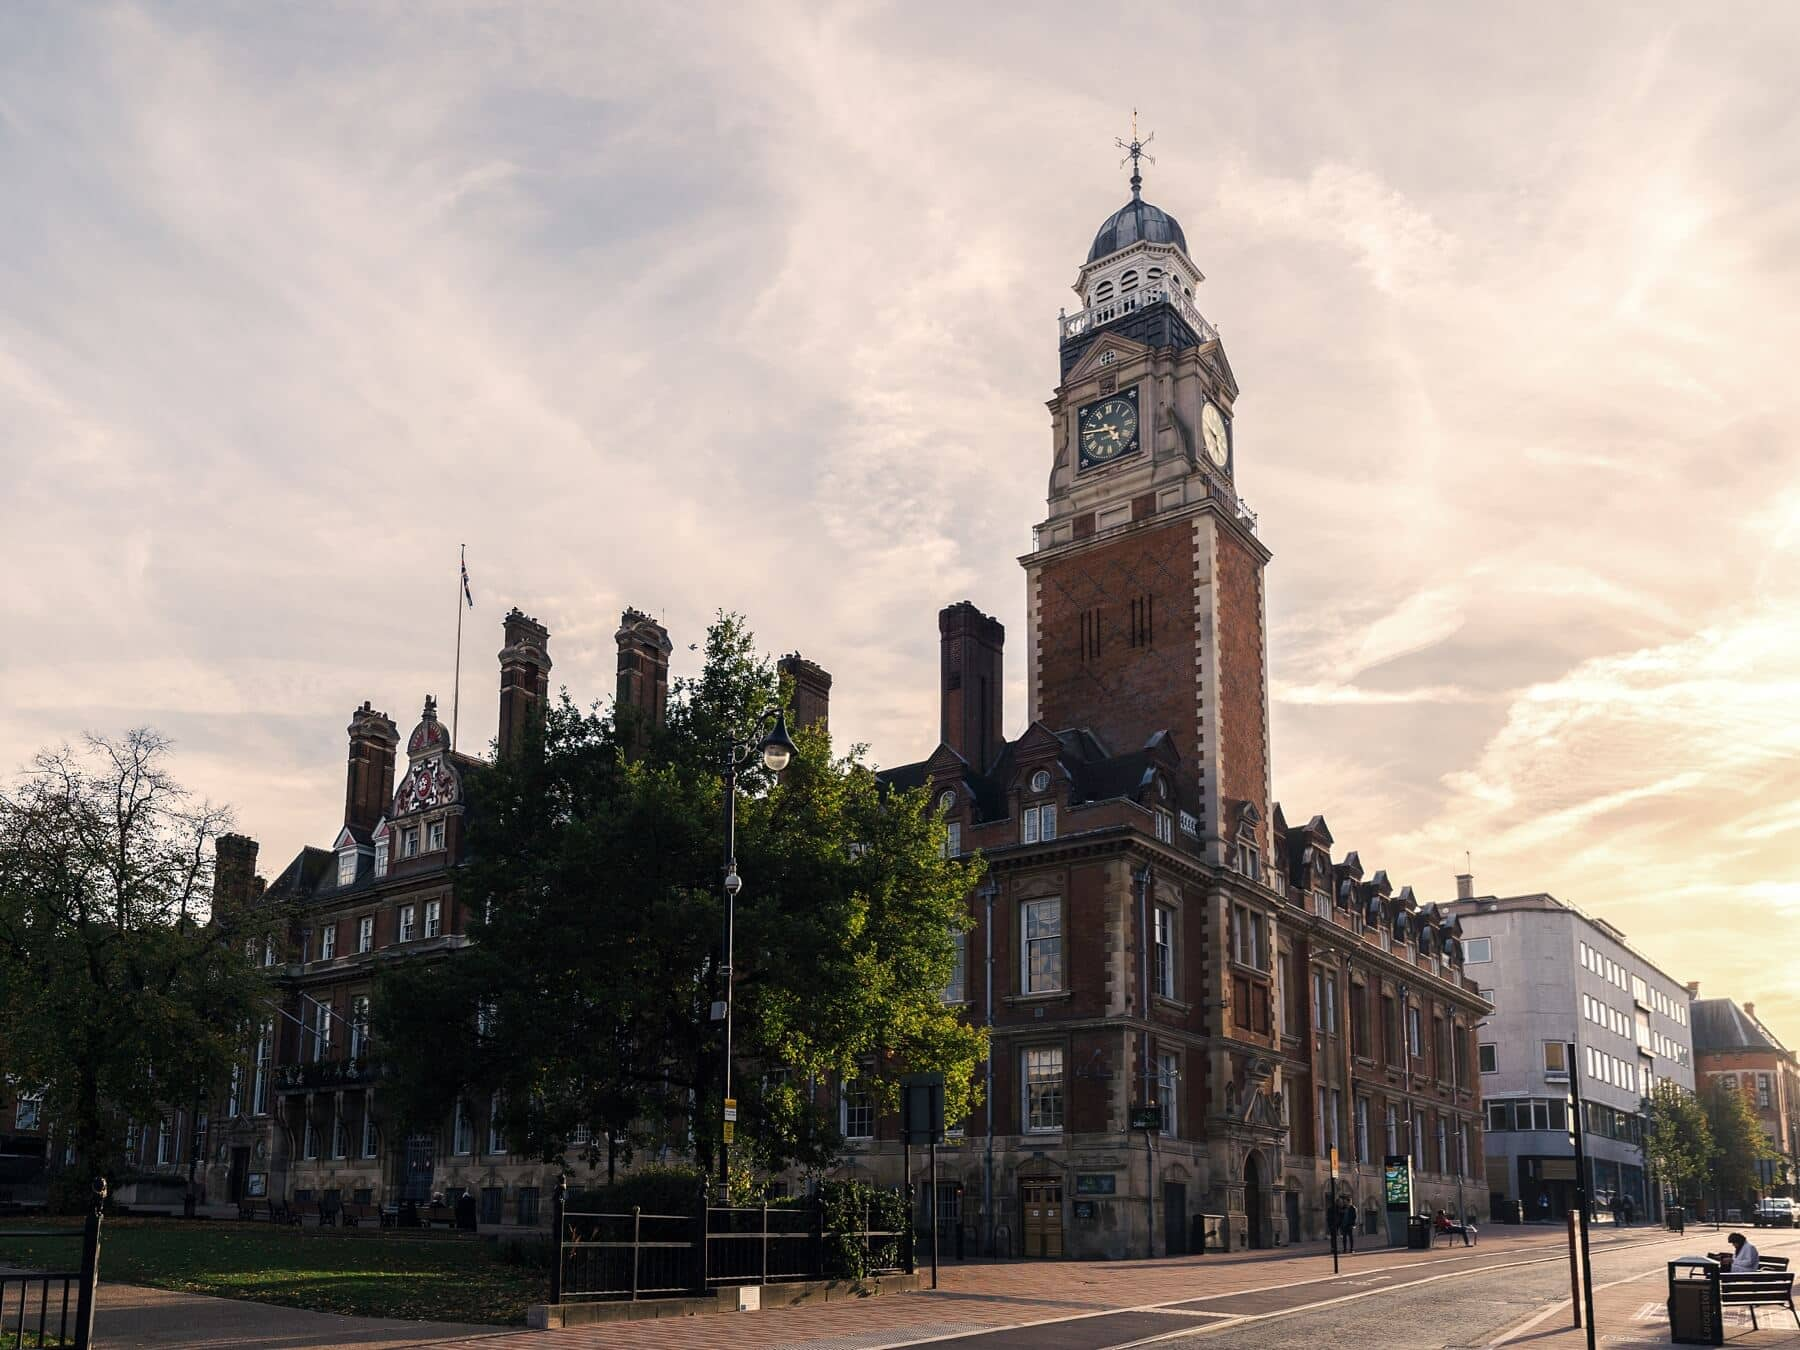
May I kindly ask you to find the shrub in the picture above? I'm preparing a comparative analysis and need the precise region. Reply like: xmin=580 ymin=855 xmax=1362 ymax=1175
xmin=566 ymin=1165 xmax=707 ymax=1218
xmin=817 ymin=1179 xmax=910 ymax=1280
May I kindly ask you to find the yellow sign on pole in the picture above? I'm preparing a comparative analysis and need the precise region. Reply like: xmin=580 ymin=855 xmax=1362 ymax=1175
xmin=1329 ymin=1147 xmax=1339 ymax=1180
xmin=722 ymin=1121 xmax=735 ymax=1144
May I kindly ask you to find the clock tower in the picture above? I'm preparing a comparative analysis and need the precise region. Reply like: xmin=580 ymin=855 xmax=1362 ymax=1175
xmin=1023 ymin=139 xmax=1273 ymax=864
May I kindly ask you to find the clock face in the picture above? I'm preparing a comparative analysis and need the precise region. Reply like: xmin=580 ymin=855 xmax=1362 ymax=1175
xmin=1078 ymin=388 xmax=1140 ymax=469
xmin=1201 ymin=402 xmax=1230 ymax=468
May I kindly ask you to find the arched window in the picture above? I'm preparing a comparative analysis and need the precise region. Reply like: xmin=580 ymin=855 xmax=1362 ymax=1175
xmin=1119 ymin=270 xmax=1140 ymax=292
xmin=1146 ymin=266 xmax=1163 ymax=283
xmin=1094 ymin=280 xmax=1114 ymax=304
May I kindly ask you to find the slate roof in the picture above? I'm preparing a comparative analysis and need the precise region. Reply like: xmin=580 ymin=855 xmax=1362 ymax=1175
xmin=1089 ymin=197 xmax=1188 ymax=263
xmin=1693 ymin=998 xmax=1790 ymax=1055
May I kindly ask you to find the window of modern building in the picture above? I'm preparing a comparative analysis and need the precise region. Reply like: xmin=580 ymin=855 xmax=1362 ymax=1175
xmin=943 ymin=929 xmax=967 ymax=1003
xmin=399 ymin=905 xmax=416 ymax=942
xmin=1024 ymin=1047 xmax=1064 ymax=1132
xmin=1478 ymin=1043 xmax=1497 ymax=1074
xmin=1022 ymin=898 xmax=1063 ymax=993
xmin=425 ymin=900 xmax=442 ymax=939
xmin=1544 ymin=1041 xmax=1568 ymax=1078
xmin=1464 ymin=936 xmax=1492 ymax=963
xmin=1153 ymin=906 xmax=1174 ymax=998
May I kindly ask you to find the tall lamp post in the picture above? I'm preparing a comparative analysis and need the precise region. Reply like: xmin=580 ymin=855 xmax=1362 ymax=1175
xmin=716 ymin=706 xmax=799 ymax=1203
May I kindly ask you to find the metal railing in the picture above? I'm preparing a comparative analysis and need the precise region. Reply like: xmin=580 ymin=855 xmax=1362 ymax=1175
xmin=550 ymin=1191 xmax=913 ymax=1304
xmin=0 ymin=1272 xmax=77 ymax=1347
xmin=0 ymin=1176 xmax=107 ymax=1349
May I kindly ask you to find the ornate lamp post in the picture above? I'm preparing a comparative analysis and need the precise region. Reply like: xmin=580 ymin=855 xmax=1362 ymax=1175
xmin=716 ymin=707 xmax=799 ymax=1202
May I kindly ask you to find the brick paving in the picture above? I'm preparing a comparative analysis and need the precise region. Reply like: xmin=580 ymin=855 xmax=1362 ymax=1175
xmin=1491 ymin=1228 xmax=1800 ymax=1350
xmin=430 ymin=1225 xmax=1675 ymax=1350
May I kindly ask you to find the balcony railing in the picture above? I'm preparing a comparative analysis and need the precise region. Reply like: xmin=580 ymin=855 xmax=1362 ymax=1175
xmin=275 ymin=1058 xmax=377 ymax=1092
xmin=1060 ymin=282 xmax=1220 ymax=345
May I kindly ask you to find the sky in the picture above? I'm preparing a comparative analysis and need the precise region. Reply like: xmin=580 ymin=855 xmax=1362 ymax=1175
xmin=2 ymin=3 xmax=1797 ymax=1044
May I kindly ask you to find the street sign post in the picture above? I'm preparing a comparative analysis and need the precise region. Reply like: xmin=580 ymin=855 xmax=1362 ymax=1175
xmin=1329 ymin=1147 xmax=1341 ymax=1273
xmin=902 ymin=1073 xmax=946 ymax=1289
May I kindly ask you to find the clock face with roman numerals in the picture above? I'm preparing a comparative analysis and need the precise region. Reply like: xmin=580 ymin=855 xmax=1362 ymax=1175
xmin=1078 ymin=387 xmax=1140 ymax=470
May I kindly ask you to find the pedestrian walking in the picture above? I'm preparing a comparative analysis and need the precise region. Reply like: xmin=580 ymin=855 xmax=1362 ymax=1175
xmin=1622 ymin=1195 xmax=1635 ymax=1226
xmin=1538 ymin=1190 xmax=1551 ymax=1220
xmin=1341 ymin=1198 xmax=1358 ymax=1252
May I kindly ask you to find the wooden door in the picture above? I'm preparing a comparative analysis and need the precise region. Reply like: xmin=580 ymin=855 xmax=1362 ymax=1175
xmin=228 ymin=1148 xmax=249 ymax=1203
xmin=1020 ymin=1179 xmax=1063 ymax=1257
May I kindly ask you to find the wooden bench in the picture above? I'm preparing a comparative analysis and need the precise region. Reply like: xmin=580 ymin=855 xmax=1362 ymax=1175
xmin=1719 ymin=1270 xmax=1798 ymax=1331
xmin=289 ymin=1200 xmax=320 ymax=1226
xmin=339 ymin=1201 xmax=379 ymax=1228
xmin=1761 ymin=1255 xmax=1790 ymax=1272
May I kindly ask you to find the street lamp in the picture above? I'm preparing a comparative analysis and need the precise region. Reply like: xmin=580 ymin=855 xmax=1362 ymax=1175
xmin=716 ymin=706 xmax=799 ymax=1202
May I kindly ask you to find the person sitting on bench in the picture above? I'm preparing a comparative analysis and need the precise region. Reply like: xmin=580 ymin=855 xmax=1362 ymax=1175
xmin=1434 ymin=1209 xmax=1476 ymax=1246
xmin=1729 ymin=1232 xmax=1761 ymax=1272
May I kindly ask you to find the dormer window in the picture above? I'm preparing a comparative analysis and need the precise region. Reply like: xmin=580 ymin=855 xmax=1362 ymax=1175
xmin=374 ymin=837 xmax=389 ymax=877
xmin=337 ymin=850 xmax=358 ymax=888
xmin=938 ymin=788 xmax=956 ymax=813
xmin=1031 ymin=769 xmax=1051 ymax=794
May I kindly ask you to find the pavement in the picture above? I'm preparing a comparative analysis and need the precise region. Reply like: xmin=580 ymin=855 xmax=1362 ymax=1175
xmin=21 ymin=1223 xmax=1797 ymax=1349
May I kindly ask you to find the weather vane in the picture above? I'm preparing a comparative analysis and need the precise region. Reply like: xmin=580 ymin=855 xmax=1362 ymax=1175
xmin=1115 ymin=108 xmax=1155 ymax=199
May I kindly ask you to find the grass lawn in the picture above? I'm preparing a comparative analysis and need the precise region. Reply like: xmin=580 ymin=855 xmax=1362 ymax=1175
xmin=0 ymin=1218 xmax=549 ymax=1325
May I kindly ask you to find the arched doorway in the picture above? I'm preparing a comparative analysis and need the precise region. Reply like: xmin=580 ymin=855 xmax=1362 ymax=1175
xmin=1244 ymin=1151 xmax=1266 ymax=1249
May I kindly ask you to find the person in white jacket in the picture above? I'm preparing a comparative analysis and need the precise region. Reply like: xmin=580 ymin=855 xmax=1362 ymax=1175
xmin=1727 ymin=1232 xmax=1761 ymax=1272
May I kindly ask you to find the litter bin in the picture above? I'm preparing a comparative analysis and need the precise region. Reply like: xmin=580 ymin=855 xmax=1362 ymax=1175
xmin=1666 ymin=1206 xmax=1686 ymax=1234
xmin=1191 ymin=1213 xmax=1226 ymax=1254
xmin=1493 ymin=1199 xmax=1522 ymax=1225
xmin=1407 ymin=1214 xmax=1431 ymax=1250
xmin=1667 ymin=1257 xmax=1722 ymax=1345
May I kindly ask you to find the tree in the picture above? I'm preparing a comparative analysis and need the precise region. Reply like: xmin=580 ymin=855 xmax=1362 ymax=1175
xmin=374 ymin=614 xmax=987 ymax=1187
xmin=1704 ymin=1076 xmax=1775 ymax=1209
xmin=0 ymin=731 xmax=272 ymax=1197
xmin=1642 ymin=1080 xmax=1712 ymax=1208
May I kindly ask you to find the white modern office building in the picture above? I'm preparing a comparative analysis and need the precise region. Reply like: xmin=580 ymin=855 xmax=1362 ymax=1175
xmin=1446 ymin=881 xmax=1695 ymax=1220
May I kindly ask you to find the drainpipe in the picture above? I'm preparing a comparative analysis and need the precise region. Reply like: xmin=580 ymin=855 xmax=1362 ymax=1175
xmin=1134 ymin=863 xmax=1154 ymax=1258
xmin=980 ymin=877 xmax=999 ymax=1258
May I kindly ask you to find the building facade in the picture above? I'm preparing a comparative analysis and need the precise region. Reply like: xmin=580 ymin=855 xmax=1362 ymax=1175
xmin=856 ymin=156 xmax=1489 ymax=1259
xmin=1692 ymin=996 xmax=1799 ymax=1200
xmin=1446 ymin=888 xmax=1694 ymax=1220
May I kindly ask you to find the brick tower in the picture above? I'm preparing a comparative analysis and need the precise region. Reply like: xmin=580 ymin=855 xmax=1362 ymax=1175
xmin=1023 ymin=145 xmax=1272 ymax=865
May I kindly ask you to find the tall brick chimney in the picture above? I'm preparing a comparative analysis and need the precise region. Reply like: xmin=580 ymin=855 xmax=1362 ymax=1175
xmin=213 ymin=833 xmax=261 ymax=919
xmin=1455 ymin=872 xmax=1474 ymax=901
xmin=939 ymin=602 xmax=1005 ymax=773
xmin=344 ymin=702 xmax=399 ymax=832
xmin=615 ymin=609 xmax=672 ymax=753
xmin=778 ymin=653 xmax=832 ymax=733
xmin=1744 ymin=1001 xmax=1756 ymax=1020
xmin=497 ymin=609 xmax=553 ymax=760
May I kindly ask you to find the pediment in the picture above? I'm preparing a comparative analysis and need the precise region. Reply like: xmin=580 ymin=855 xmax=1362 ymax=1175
xmin=1063 ymin=332 xmax=1151 ymax=387
xmin=923 ymin=742 xmax=974 ymax=779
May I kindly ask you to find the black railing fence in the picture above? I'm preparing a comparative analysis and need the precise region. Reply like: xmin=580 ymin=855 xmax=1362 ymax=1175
xmin=0 ymin=1177 xmax=106 ymax=1349
xmin=551 ymin=1188 xmax=912 ymax=1304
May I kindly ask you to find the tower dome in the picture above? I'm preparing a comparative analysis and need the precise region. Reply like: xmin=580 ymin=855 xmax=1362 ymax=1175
xmin=1087 ymin=198 xmax=1187 ymax=264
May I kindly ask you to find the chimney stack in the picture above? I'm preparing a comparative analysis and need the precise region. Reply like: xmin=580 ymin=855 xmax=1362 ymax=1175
xmin=1744 ymin=1001 xmax=1756 ymax=1020
xmin=615 ymin=609 xmax=672 ymax=754
xmin=497 ymin=609 xmax=553 ymax=759
xmin=344 ymin=702 xmax=399 ymax=831
xmin=1686 ymin=980 xmax=1701 ymax=999
xmin=1454 ymin=872 xmax=1474 ymax=901
xmin=778 ymin=653 xmax=832 ymax=733
xmin=939 ymin=602 xmax=1005 ymax=773
xmin=213 ymin=833 xmax=261 ymax=919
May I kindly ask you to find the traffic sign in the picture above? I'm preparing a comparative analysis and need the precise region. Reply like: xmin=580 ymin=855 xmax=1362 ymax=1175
xmin=724 ymin=1098 xmax=738 ymax=1122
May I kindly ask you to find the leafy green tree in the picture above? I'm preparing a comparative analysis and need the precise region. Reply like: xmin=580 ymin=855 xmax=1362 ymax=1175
xmin=1642 ymin=1079 xmax=1712 ymax=1208
xmin=374 ymin=614 xmax=986 ymax=1187
xmin=0 ymin=731 xmax=272 ymax=1197
xmin=1704 ymin=1076 xmax=1775 ymax=1209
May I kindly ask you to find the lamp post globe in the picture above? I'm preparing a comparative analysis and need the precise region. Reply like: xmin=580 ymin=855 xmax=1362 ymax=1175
xmin=759 ymin=710 xmax=797 ymax=773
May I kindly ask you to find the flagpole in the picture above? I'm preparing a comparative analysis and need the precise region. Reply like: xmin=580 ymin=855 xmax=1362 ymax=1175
xmin=452 ymin=544 xmax=465 ymax=751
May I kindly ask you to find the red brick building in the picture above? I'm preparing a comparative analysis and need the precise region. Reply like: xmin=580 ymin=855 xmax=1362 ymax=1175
xmin=1692 ymin=995 xmax=1799 ymax=1199
xmin=860 ymin=157 xmax=1488 ymax=1258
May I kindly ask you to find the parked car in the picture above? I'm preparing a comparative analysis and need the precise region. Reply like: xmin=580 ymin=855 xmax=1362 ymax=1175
xmin=1753 ymin=1197 xmax=1796 ymax=1227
